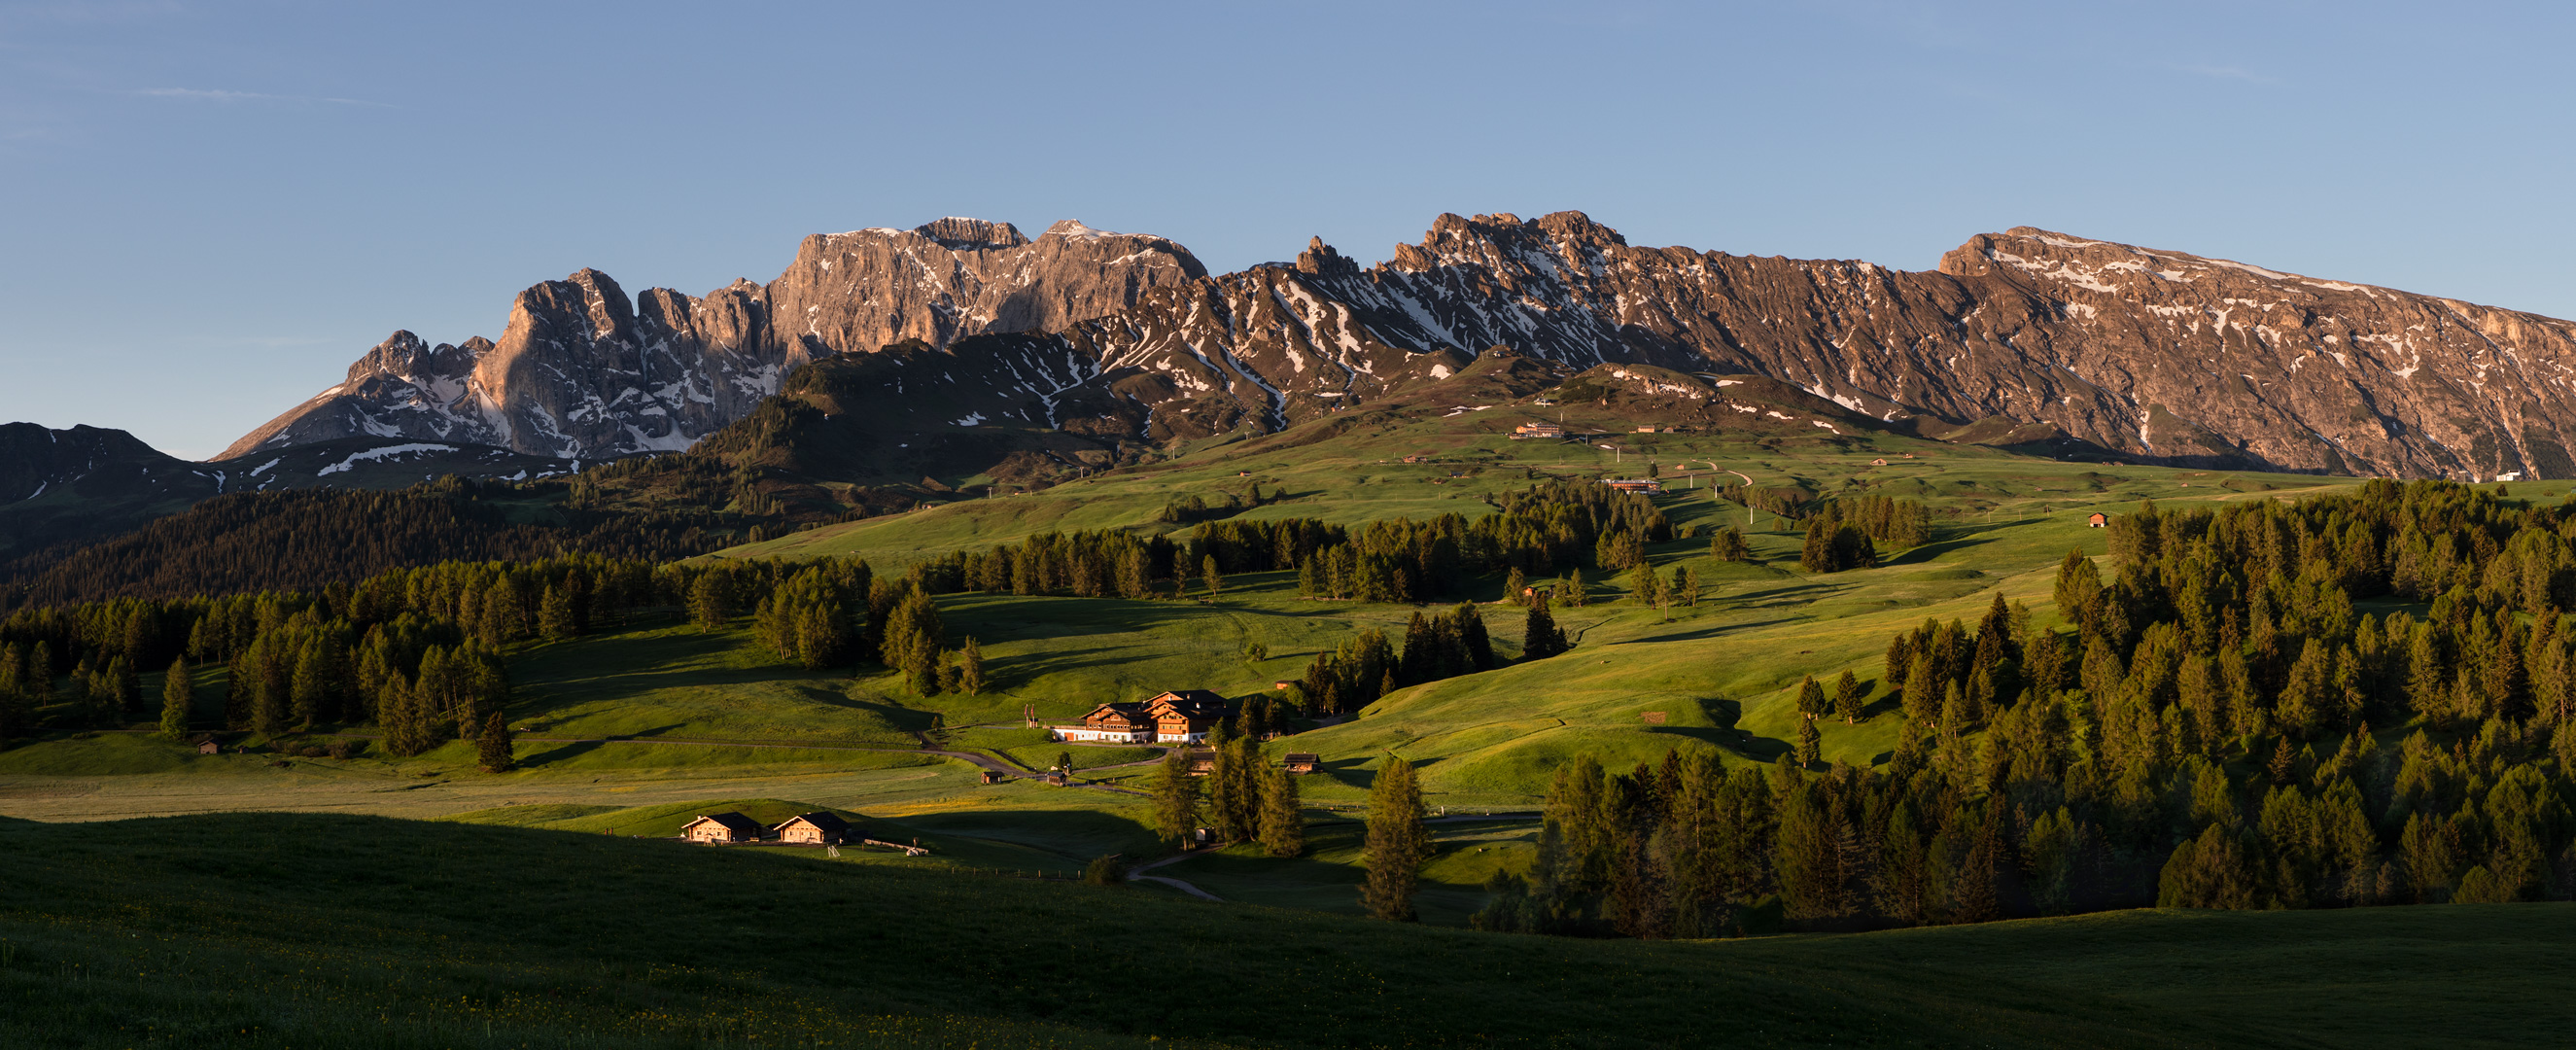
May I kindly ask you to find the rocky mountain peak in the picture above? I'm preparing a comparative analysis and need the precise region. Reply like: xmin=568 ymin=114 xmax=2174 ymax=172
xmin=915 ymin=217 xmax=1028 ymax=249
xmin=228 ymin=217 xmax=1210 ymax=461
xmin=1296 ymin=237 xmax=1359 ymax=277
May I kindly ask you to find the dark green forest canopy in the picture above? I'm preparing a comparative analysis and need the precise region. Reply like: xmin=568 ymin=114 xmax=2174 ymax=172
xmin=1 ymin=480 xmax=730 ymax=610
xmin=1501 ymin=480 xmax=2576 ymax=938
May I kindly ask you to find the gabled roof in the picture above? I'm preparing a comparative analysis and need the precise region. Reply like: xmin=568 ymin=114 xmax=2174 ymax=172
xmin=773 ymin=812 xmax=851 ymax=833
xmin=1082 ymin=701 xmax=1154 ymax=722
xmin=683 ymin=812 xmax=764 ymax=834
xmin=1147 ymin=689 xmax=1231 ymax=718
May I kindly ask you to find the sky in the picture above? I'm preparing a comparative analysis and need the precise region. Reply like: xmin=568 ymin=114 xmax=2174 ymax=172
xmin=2 ymin=1 xmax=2570 ymax=459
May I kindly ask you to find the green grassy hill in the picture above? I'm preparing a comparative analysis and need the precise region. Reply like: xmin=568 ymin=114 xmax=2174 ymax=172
xmin=4 ymin=812 xmax=2572 ymax=1048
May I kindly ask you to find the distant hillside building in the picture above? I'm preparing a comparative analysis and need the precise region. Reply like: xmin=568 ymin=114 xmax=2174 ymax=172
xmin=1512 ymin=421 xmax=1566 ymax=440
xmin=1602 ymin=478 xmax=1663 ymax=494
xmin=2088 ymin=512 xmax=2109 ymax=528
xmin=1051 ymin=689 xmax=1235 ymax=744
xmin=680 ymin=813 xmax=765 ymax=844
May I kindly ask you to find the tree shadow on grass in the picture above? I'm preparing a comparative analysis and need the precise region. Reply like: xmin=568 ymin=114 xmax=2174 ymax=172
xmin=891 ymin=807 xmax=1160 ymax=861
xmin=1880 ymin=517 xmax=2046 ymax=566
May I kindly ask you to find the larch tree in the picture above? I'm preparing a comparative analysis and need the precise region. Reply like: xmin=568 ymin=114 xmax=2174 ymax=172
xmin=476 ymin=711 xmax=515 ymax=773
xmin=690 ymin=572 xmax=730 ymax=633
xmin=1258 ymin=759 xmax=1305 ymax=858
xmin=957 ymin=637 xmax=986 ymax=695
xmin=1522 ymin=604 xmax=1569 ymax=659
xmin=159 ymin=657 xmax=192 ymax=739
xmin=1362 ymin=755 xmax=1429 ymax=921
xmin=1151 ymin=747 xmax=1201 ymax=846
xmin=540 ymin=583 xmax=580 ymax=643
xmin=1832 ymin=669 xmax=1866 ymax=723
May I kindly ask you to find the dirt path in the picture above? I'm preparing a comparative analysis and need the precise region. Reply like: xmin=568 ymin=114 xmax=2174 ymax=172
xmin=1128 ymin=852 xmax=1222 ymax=901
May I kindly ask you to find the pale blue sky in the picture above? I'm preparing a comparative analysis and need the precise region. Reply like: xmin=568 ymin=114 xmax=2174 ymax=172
xmin=2 ymin=1 xmax=2567 ymax=458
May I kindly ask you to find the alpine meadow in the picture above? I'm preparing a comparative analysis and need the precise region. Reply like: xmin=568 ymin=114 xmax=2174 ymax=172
xmin=13 ymin=7 xmax=2576 ymax=1045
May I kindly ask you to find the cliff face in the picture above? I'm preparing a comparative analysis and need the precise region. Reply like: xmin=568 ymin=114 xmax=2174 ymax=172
xmin=221 ymin=219 xmax=1205 ymax=460
xmin=226 ymin=210 xmax=2576 ymax=478
xmin=1000 ymin=213 xmax=2576 ymax=478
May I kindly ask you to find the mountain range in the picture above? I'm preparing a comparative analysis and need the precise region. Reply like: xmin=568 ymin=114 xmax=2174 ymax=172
xmin=220 ymin=211 xmax=2576 ymax=482
xmin=14 ymin=210 xmax=2576 ymax=572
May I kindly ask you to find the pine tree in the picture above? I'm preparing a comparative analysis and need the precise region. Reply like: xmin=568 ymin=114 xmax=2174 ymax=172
xmin=1522 ymin=604 xmax=1569 ymax=659
xmin=1793 ymin=715 xmax=1821 ymax=768
xmin=1794 ymin=675 xmax=1826 ymax=720
xmin=1258 ymin=759 xmax=1305 ymax=857
xmin=1151 ymin=747 xmax=1201 ymax=846
xmin=1565 ymin=568 xmax=1587 ymax=608
xmin=159 ymin=657 xmax=193 ymax=739
xmin=1503 ymin=566 xmax=1527 ymax=606
xmin=690 ymin=572 xmax=730 ymax=633
xmin=1201 ymin=554 xmax=1224 ymax=599
xmin=540 ymin=583 xmax=580 ymax=642
xmin=1832 ymin=669 xmax=1865 ymax=723
xmin=291 ymin=639 xmax=329 ymax=729
xmin=957 ymin=637 xmax=986 ymax=695
xmin=476 ymin=711 xmax=515 ymax=773
xmin=1362 ymin=755 xmax=1429 ymax=921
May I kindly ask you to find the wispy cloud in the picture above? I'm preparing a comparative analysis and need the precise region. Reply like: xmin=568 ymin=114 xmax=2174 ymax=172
xmin=135 ymin=88 xmax=390 ymax=107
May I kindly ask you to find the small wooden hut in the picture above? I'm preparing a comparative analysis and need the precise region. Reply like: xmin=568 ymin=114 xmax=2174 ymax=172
xmin=1283 ymin=752 xmax=1321 ymax=775
xmin=679 ymin=812 xmax=764 ymax=845
xmin=771 ymin=812 xmax=852 ymax=845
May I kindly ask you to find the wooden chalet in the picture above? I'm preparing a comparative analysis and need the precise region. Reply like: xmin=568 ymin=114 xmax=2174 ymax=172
xmin=772 ymin=812 xmax=852 ymax=845
xmin=1602 ymin=478 xmax=1663 ymax=494
xmin=979 ymin=769 xmax=1008 ymax=785
xmin=2088 ymin=512 xmax=2109 ymax=528
xmin=680 ymin=812 xmax=765 ymax=845
xmin=1283 ymin=752 xmax=1321 ymax=775
xmin=191 ymin=735 xmax=222 ymax=755
xmin=1050 ymin=689 xmax=1235 ymax=745
xmin=1511 ymin=421 xmax=1566 ymax=440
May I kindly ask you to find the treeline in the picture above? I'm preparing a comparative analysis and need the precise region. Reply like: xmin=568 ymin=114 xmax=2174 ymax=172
xmin=0 ymin=550 xmax=975 ymax=746
xmin=1296 ymin=604 xmax=1499 ymax=717
xmin=1480 ymin=481 xmax=2576 ymax=937
xmin=1291 ymin=482 xmax=1676 ymax=604
xmin=1797 ymin=496 xmax=1932 ymax=573
xmin=901 ymin=480 xmax=1682 ymax=612
xmin=3 ymin=479 xmax=728 ymax=611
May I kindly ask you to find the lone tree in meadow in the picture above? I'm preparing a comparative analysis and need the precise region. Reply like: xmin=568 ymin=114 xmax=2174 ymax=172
xmin=1362 ymin=755 xmax=1429 ymax=921
xmin=159 ymin=657 xmax=192 ymax=739
xmin=477 ymin=711 xmax=515 ymax=773
xmin=1151 ymin=747 xmax=1201 ymax=846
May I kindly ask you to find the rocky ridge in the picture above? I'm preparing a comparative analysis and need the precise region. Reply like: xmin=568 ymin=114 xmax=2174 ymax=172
xmin=221 ymin=219 xmax=1205 ymax=460
xmin=229 ymin=212 xmax=2576 ymax=479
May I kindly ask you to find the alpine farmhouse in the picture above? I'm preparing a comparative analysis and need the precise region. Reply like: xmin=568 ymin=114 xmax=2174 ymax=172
xmin=1050 ymin=689 xmax=1233 ymax=744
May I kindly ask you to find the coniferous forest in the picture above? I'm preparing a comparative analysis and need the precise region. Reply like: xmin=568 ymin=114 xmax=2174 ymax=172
xmin=1481 ymin=481 xmax=2576 ymax=936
